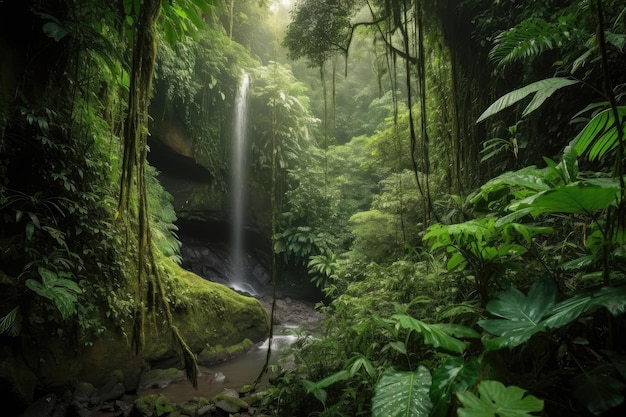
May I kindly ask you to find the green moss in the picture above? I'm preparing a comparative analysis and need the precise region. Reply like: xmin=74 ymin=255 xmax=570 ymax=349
xmin=158 ymin=259 xmax=270 ymax=349
xmin=133 ymin=394 xmax=179 ymax=417
xmin=197 ymin=338 xmax=254 ymax=365
xmin=176 ymin=397 xmax=209 ymax=415
xmin=212 ymin=390 xmax=250 ymax=409
xmin=226 ymin=338 xmax=254 ymax=355
xmin=1 ymin=257 xmax=269 ymax=400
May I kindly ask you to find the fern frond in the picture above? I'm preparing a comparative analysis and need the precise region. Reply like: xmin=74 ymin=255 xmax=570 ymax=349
xmin=490 ymin=17 xmax=582 ymax=68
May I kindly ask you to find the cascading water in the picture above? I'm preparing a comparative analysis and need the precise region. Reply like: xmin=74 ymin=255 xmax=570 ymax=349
xmin=230 ymin=72 xmax=254 ymax=295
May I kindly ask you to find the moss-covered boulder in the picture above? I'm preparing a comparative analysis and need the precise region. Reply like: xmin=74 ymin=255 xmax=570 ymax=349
xmin=2 ymin=262 xmax=269 ymax=408
xmin=131 ymin=394 xmax=178 ymax=417
xmin=197 ymin=338 xmax=254 ymax=365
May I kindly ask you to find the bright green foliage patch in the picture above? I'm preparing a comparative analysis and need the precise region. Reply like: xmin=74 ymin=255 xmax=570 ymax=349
xmin=457 ymin=380 xmax=544 ymax=417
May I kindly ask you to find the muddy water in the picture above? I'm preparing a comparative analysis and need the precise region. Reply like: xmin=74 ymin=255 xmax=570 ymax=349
xmin=137 ymin=331 xmax=299 ymax=402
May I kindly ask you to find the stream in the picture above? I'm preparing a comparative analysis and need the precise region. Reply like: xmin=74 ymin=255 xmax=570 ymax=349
xmin=137 ymin=327 xmax=299 ymax=402
xmin=137 ymin=294 xmax=324 ymax=403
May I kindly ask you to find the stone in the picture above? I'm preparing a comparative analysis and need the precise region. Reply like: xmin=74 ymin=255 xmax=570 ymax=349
xmin=196 ymin=404 xmax=215 ymax=416
xmin=131 ymin=394 xmax=176 ymax=417
xmin=72 ymin=382 xmax=94 ymax=407
xmin=90 ymin=374 xmax=125 ymax=404
xmin=213 ymin=389 xmax=248 ymax=414
xmin=138 ymin=368 xmax=185 ymax=391
xmin=18 ymin=393 xmax=56 ymax=417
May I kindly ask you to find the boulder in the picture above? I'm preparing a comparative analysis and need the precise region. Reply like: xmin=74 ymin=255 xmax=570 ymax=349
xmin=138 ymin=368 xmax=185 ymax=391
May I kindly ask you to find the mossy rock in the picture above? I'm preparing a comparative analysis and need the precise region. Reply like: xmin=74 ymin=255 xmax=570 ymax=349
xmin=132 ymin=394 xmax=179 ymax=417
xmin=212 ymin=389 xmax=249 ymax=414
xmin=4 ymin=261 xmax=269 ymax=402
xmin=146 ymin=260 xmax=269 ymax=355
xmin=197 ymin=338 xmax=255 ymax=365
xmin=176 ymin=397 xmax=210 ymax=416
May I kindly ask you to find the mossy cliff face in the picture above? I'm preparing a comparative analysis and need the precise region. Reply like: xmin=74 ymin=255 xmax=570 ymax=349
xmin=1 ymin=262 xmax=269 ymax=407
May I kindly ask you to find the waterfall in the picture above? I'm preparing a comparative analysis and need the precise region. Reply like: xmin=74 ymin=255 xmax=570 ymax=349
xmin=230 ymin=72 xmax=254 ymax=295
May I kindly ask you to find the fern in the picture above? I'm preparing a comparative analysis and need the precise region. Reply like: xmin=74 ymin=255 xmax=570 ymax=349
xmin=490 ymin=17 xmax=582 ymax=68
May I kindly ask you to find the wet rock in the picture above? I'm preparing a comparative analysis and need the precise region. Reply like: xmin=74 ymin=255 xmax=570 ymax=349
xmin=138 ymin=368 xmax=185 ymax=390
xmin=198 ymin=339 xmax=254 ymax=366
xmin=72 ymin=382 xmax=94 ymax=408
xmin=258 ymin=295 xmax=325 ymax=332
xmin=18 ymin=393 xmax=56 ymax=417
xmin=196 ymin=404 xmax=215 ymax=416
xmin=178 ymin=398 xmax=209 ymax=416
xmin=91 ymin=374 xmax=125 ymax=404
xmin=131 ymin=394 xmax=176 ymax=417
xmin=213 ymin=389 xmax=248 ymax=414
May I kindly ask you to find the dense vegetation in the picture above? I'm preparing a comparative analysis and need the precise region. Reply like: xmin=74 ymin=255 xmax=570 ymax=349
xmin=1 ymin=0 xmax=625 ymax=416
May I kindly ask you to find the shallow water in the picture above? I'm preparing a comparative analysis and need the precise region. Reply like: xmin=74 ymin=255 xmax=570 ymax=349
xmin=137 ymin=332 xmax=298 ymax=403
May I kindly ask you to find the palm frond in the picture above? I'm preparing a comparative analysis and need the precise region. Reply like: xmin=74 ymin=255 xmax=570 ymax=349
xmin=490 ymin=17 xmax=582 ymax=68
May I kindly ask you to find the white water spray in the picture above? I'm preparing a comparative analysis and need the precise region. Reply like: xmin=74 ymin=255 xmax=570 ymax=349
xmin=230 ymin=72 xmax=252 ymax=294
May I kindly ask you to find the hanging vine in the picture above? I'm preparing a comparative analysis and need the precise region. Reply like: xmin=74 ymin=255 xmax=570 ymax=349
xmin=117 ymin=0 xmax=198 ymax=387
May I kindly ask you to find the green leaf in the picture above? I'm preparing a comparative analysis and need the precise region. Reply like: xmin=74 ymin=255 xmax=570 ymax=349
xmin=0 ymin=307 xmax=20 ymax=336
xmin=479 ymin=280 xmax=557 ymax=350
xmin=509 ymin=182 xmax=619 ymax=215
xmin=388 ymin=340 xmax=407 ymax=355
xmin=476 ymin=78 xmax=579 ymax=123
xmin=560 ymin=255 xmax=596 ymax=271
xmin=392 ymin=314 xmax=471 ymax=353
xmin=572 ymin=367 xmax=625 ymax=415
xmin=349 ymin=355 xmax=376 ymax=379
xmin=41 ymin=19 xmax=68 ymax=42
xmin=302 ymin=380 xmax=327 ymax=406
xmin=446 ymin=253 xmax=466 ymax=271
xmin=372 ymin=367 xmax=433 ymax=417
xmin=304 ymin=369 xmax=351 ymax=393
xmin=572 ymin=107 xmax=626 ymax=161
xmin=586 ymin=285 xmax=626 ymax=316
xmin=482 ymin=283 xmax=626 ymax=350
xmin=430 ymin=357 xmax=481 ymax=417
xmin=457 ymin=380 xmax=543 ymax=417
xmin=541 ymin=294 xmax=591 ymax=329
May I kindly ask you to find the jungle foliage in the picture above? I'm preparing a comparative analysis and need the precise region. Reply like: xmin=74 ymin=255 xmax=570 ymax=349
xmin=1 ymin=0 xmax=625 ymax=417
xmin=0 ymin=0 xmax=239 ymax=389
xmin=264 ymin=1 xmax=626 ymax=416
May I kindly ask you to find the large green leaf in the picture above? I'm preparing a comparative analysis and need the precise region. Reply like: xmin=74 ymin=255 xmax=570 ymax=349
xmin=479 ymin=280 xmax=556 ymax=350
xmin=392 ymin=314 xmax=477 ymax=353
xmin=572 ymin=106 xmax=626 ymax=161
xmin=25 ymin=267 xmax=82 ymax=319
xmin=509 ymin=181 xmax=619 ymax=215
xmin=431 ymin=357 xmax=481 ymax=417
xmin=303 ymin=369 xmax=351 ymax=393
xmin=572 ymin=365 xmax=625 ymax=416
xmin=481 ymin=282 xmax=626 ymax=350
xmin=372 ymin=367 xmax=433 ymax=417
xmin=584 ymin=285 xmax=626 ymax=316
xmin=457 ymin=380 xmax=544 ymax=417
xmin=476 ymin=78 xmax=579 ymax=123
